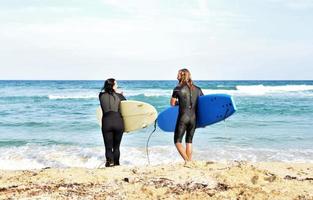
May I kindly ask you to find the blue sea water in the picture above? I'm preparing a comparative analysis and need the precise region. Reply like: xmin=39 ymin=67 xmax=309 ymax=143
xmin=0 ymin=80 xmax=313 ymax=170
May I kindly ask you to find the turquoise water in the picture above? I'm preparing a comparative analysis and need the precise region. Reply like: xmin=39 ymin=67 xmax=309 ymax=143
xmin=0 ymin=80 xmax=313 ymax=169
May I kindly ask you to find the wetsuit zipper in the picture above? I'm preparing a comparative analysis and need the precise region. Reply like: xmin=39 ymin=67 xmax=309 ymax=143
xmin=109 ymin=94 xmax=111 ymax=110
xmin=189 ymin=86 xmax=192 ymax=109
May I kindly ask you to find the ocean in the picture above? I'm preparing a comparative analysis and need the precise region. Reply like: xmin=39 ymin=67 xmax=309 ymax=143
xmin=0 ymin=80 xmax=312 ymax=170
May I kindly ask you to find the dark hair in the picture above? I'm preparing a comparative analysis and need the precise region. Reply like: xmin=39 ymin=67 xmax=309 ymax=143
xmin=102 ymin=78 xmax=115 ymax=94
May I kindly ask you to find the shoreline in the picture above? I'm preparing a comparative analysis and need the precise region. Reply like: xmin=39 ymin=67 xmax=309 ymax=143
xmin=1 ymin=161 xmax=313 ymax=199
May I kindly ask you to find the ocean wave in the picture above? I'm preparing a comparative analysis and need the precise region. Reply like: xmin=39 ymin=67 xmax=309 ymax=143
xmin=0 ymin=144 xmax=313 ymax=170
xmin=0 ymin=145 xmax=180 ymax=170
xmin=48 ymin=94 xmax=97 ymax=99
xmin=123 ymin=89 xmax=172 ymax=97
xmin=1 ymin=120 xmax=57 ymax=126
xmin=202 ymin=85 xmax=313 ymax=96
xmin=0 ymin=95 xmax=48 ymax=100
xmin=0 ymin=94 xmax=98 ymax=100
xmin=2 ymin=85 xmax=313 ymax=100
xmin=47 ymin=90 xmax=173 ymax=99
xmin=235 ymin=85 xmax=313 ymax=95
xmin=201 ymin=89 xmax=237 ymax=95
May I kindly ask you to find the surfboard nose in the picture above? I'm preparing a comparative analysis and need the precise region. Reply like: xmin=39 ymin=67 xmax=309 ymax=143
xmin=230 ymin=96 xmax=237 ymax=112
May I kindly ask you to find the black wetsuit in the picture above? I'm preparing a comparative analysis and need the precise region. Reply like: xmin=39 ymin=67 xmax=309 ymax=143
xmin=172 ymin=84 xmax=203 ymax=143
xmin=99 ymin=92 xmax=126 ymax=166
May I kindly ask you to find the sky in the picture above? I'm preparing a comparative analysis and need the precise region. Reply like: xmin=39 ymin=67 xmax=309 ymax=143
xmin=0 ymin=0 xmax=312 ymax=80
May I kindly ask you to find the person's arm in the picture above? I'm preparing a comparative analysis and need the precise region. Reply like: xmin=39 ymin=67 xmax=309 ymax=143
xmin=99 ymin=92 xmax=103 ymax=101
xmin=170 ymin=87 xmax=179 ymax=106
xmin=170 ymin=98 xmax=177 ymax=106
xmin=116 ymin=93 xmax=126 ymax=101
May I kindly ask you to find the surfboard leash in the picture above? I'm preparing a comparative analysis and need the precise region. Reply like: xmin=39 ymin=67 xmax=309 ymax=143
xmin=146 ymin=119 xmax=157 ymax=165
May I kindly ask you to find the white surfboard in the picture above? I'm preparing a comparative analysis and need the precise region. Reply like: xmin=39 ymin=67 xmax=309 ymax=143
xmin=96 ymin=100 xmax=158 ymax=133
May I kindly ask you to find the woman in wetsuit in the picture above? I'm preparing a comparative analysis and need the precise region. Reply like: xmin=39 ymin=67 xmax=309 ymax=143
xmin=170 ymin=69 xmax=203 ymax=164
xmin=99 ymin=78 xmax=126 ymax=167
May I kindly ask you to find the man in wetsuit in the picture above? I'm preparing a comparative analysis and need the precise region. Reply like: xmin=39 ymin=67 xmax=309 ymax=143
xmin=99 ymin=78 xmax=126 ymax=167
xmin=170 ymin=69 xmax=203 ymax=165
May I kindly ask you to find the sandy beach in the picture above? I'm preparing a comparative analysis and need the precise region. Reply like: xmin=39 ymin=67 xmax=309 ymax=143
xmin=1 ymin=161 xmax=313 ymax=200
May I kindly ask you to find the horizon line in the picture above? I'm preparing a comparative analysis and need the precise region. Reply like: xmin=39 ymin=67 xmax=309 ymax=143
xmin=0 ymin=79 xmax=312 ymax=81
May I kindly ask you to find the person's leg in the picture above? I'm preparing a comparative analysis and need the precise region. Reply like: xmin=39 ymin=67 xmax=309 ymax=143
xmin=110 ymin=113 xmax=124 ymax=166
xmin=184 ymin=126 xmax=195 ymax=168
xmin=186 ymin=143 xmax=192 ymax=161
xmin=185 ymin=121 xmax=196 ymax=161
xmin=175 ymin=142 xmax=189 ymax=161
xmin=174 ymin=121 xmax=189 ymax=161
xmin=113 ymin=130 xmax=123 ymax=166
xmin=102 ymin=130 xmax=114 ymax=167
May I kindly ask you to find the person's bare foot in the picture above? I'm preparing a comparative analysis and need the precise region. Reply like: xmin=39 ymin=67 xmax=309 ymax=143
xmin=184 ymin=161 xmax=195 ymax=168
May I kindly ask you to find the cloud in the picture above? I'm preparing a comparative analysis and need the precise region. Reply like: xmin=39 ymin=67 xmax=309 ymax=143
xmin=267 ymin=0 xmax=313 ymax=10
xmin=100 ymin=0 xmax=253 ymax=27
xmin=286 ymin=0 xmax=313 ymax=9
xmin=0 ymin=17 xmax=212 ymax=62
xmin=1 ymin=0 xmax=312 ymax=79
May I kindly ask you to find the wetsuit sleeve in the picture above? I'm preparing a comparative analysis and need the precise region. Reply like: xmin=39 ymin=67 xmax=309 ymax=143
xmin=199 ymin=88 xmax=204 ymax=96
xmin=98 ymin=92 xmax=103 ymax=100
xmin=116 ymin=93 xmax=126 ymax=101
xmin=172 ymin=87 xmax=179 ymax=98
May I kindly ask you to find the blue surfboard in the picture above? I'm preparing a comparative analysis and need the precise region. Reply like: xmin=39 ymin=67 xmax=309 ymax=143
xmin=157 ymin=94 xmax=236 ymax=132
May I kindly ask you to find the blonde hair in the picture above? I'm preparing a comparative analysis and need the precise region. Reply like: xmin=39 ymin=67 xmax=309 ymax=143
xmin=177 ymin=68 xmax=194 ymax=89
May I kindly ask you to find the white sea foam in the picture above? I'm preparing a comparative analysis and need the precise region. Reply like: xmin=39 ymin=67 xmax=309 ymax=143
xmin=48 ymin=94 xmax=97 ymax=99
xmin=203 ymin=85 xmax=313 ymax=96
xmin=124 ymin=89 xmax=172 ymax=97
xmin=235 ymin=85 xmax=313 ymax=95
xmin=47 ymin=90 xmax=173 ymax=99
xmin=126 ymin=85 xmax=313 ymax=97
xmin=201 ymin=89 xmax=237 ymax=95
xmin=0 ymin=145 xmax=313 ymax=170
xmin=195 ymin=147 xmax=313 ymax=163
xmin=4 ymin=84 xmax=313 ymax=100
